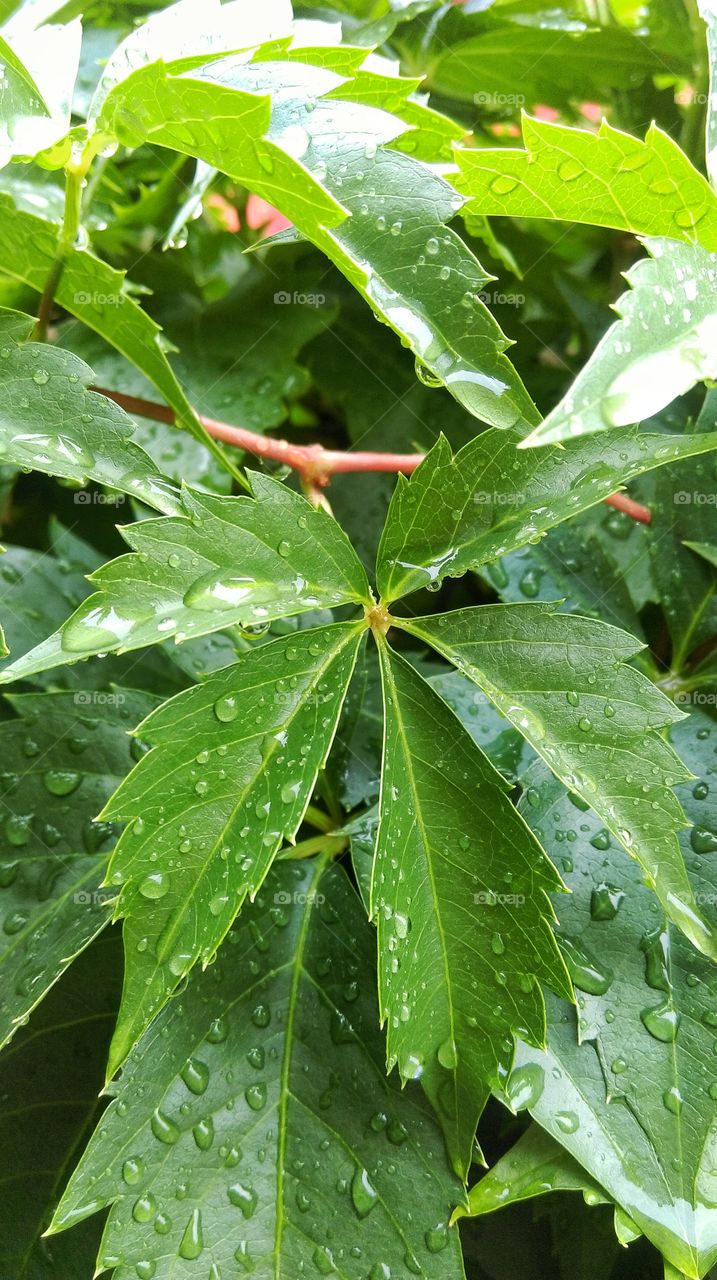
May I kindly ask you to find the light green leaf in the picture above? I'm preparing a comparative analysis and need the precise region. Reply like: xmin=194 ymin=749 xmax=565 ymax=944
xmin=489 ymin=715 xmax=717 ymax=1278
xmin=453 ymin=117 xmax=717 ymax=248
xmin=93 ymin=52 xmax=539 ymax=430
xmin=375 ymin=429 xmax=717 ymax=603
xmin=0 ymin=309 xmax=182 ymax=512
xmin=399 ymin=604 xmax=717 ymax=961
xmin=0 ymin=687 xmax=154 ymax=1049
xmin=524 ymin=238 xmax=717 ymax=446
xmin=0 ymin=475 xmax=371 ymax=683
xmin=50 ymin=860 xmax=466 ymax=1280
xmin=374 ymin=641 xmax=570 ymax=1177
xmin=87 ymin=0 xmax=292 ymax=124
xmin=456 ymin=1125 xmax=609 ymax=1219
xmin=700 ymin=0 xmax=717 ymax=188
xmin=0 ymin=14 xmax=81 ymax=165
xmin=100 ymin=621 xmax=363 ymax=1071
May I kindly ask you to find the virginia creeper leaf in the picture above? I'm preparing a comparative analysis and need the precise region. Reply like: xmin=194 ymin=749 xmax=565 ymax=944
xmin=0 ymin=14 xmax=81 ymax=165
xmin=0 ymin=194 xmax=233 ymax=470
xmin=453 ymin=117 xmax=717 ymax=249
xmin=456 ymin=1124 xmax=609 ymax=1219
xmin=524 ymin=238 xmax=717 ymax=447
xmin=375 ymin=429 xmax=717 ymax=603
xmin=401 ymin=604 xmax=717 ymax=961
xmin=0 ymin=934 xmax=121 ymax=1279
xmin=100 ymin=621 xmax=363 ymax=1072
xmin=0 ymin=475 xmax=371 ymax=683
xmin=50 ymin=860 xmax=466 ymax=1279
xmin=484 ymin=716 xmax=717 ymax=1277
xmin=0 ymin=309 xmax=182 ymax=513
xmin=93 ymin=53 xmax=539 ymax=430
xmin=374 ymin=641 xmax=571 ymax=1177
xmin=0 ymin=687 xmax=154 ymax=1049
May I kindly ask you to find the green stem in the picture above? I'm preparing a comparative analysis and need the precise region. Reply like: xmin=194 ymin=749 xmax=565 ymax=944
xmin=303 ymin=804 xmax=335 ymax=834
xmin=278 ymin=833 xmax=348 ymax=861
xmin=681 ymin=0 xmax=709 ymax=168
xmin=35 ymin=162 xmax=85 ymax=341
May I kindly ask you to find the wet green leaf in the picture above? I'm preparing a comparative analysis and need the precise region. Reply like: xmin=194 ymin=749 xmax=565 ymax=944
xmin=0 ymin=475 xmax=370 ymax=682
xmin=524 ymin=239 xmax=717 ymax=447
xmin=374 ymin=640 xmax=570 ymax=1177
xmin=99 ymin=622 xmax=363 ymax=1071
xmin=454 ymin=117 xmax=717 ymax=249
xmin=375 ymin=429 xmax=717 ymax=602
xmin=0 ymin=687 xmax=154 ymax=1049
xmin=50 ymin=860 xmax=466 ymax=1280
xmin=401 ymin=605 xmax=716 ymax=961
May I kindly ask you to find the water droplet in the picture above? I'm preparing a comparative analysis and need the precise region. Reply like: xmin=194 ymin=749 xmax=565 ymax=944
xmin=351 ymin=1165 xmax=379 ymax=1218
xmin=150 ymin=1108 xmax=180 ymax=1144
xmin=590 ymin=882 xmax=624 ymax=921
xmin=489 ymin=174 xmax=519 ymax=196
xmin=181 ymin=1057 xmax=209 ymax=1095
xmin=228 ymin=1181 xmax=258 ymax=1218
xmin=214 ymin=694 xmax=239 ymax=723
xmin=178 ymin=1208 xmax=203 ymax=1260
xmin=245 ymin=1082 xmax=267 ymax=1111
xmin=139 ymin=872 xmax=169 ymax=900
xmin=43 ymin=769 xmax=81 ymax=796
xmin=641 ymin=1001 xmax=681 ymax=1042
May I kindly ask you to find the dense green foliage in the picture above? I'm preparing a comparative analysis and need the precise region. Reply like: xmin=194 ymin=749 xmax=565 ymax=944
xmin=3 ymin=1 xmax=717 ymax=1278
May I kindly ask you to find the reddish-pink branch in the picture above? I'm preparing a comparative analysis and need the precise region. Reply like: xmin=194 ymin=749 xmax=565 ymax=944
xmin=93 ymin=385 xmax=652 ymax=524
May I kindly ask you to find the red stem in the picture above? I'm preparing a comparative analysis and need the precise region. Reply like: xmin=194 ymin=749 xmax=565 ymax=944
xmin=92 ymin=385 xmax=652 ymax=524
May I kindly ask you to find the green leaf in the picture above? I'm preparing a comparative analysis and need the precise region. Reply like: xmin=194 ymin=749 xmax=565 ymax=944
xmin=426 ymin=21 xmax=685 ymax=111
xmin=93 ymin=51 xmax=539 ymax=430
xmin=50 ymin=860 xmax=466 ymax=1279
xmin=374 ymin=641 xmax=571 ymax=1177
xmin=400 ymin=603 xmax=717 ymax=961
xmin=375 ymin=429 xmax=717 ymax=603
xmin=100 ymin=621 xmax=363 ymax=1071
xmin=649 ymin=398 xmax=717 ymax=672
xmin=453 ymin=117 xmax=717 ymax=248
xmin=0 ymin=194 xmax=232 ymax=468
xmin=0 ymin=687 xmax=154 ymax=1049
xmin=0 ymin=476 xmax=371 ymax=683
xmin=0 ymin=933 xmax=121 ymax=1279
xmin=524 ymin=239 xmax=717 ymax=446
xmin=0 ymin=309 xmax=182 ymax=513
xmin=699 ymin=0 xmax=717 ymax=187
xmin=456 ymin=1124 xmax=609 ymax=1219
xmin=487 ymin=713 xmax=717 ymax=1277
xmin=0 ymin=16 xmax=81 ymax=165
xmin=86 ymin=0 xmax=292 ymax=124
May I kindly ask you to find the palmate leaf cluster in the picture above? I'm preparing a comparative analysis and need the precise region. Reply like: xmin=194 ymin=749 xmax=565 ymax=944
xmin=3 ymin=2 xmax=717 ymax=1279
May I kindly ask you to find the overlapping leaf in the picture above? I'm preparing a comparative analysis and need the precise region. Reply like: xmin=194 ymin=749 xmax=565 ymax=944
xmin=0 ymin=13 xmax=81 ymax=166
xmin=0 ymin=475 xmax=371 ymax=683
xmin=470 ymin=713 xmax=717 ymax=1277
xmin=420 ymin=9 xmax=686 ymax=110
xmin=0 ymin=687 xmax=154 ymax=1049
xmin=91 ymin=50 xmax=539 ymax=429
xmin=524 ymin=238 xmax=717 ymax=446
xmin=374 ymin=641 xmax=570 ymax=1177
xmin=399 ymin=604 xmax=716 ymax=961
xmin=454 ymin=117 xmax=717 ymax=248
xmin=0 ymin=934 xmax=121 ymax=1279
xmin=375 ymin=429 xmax=717 ymax=603
xmin=0 ymin=194 xmax=234 ymax=470
xmin=50 ymin=860 xmax=466 ymax=1279
xmin=0 ymin=309 xmax=182 ymax=512
xmin=99 ymin=621 xmax=363 ymax=1071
